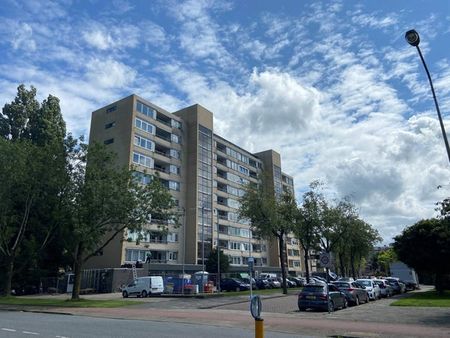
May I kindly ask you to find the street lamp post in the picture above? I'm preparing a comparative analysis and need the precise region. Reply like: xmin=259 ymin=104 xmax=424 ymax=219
xmin=201 ymin=205 xmax=205 ymax=293
xmin=217 ymin=211 xmax=220 ymax=293
xmin=405 ymin=29 xmax=450 ymax=165
xmin=181 ymin=207 xmax=186 ymax=295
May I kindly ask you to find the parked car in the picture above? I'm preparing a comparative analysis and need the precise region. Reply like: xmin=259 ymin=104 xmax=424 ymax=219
xmin=267 ymin=278 xmax=281 ymax=288
xmin=298 ymin=283 xmax=347 ymax=312
xmin=290 ymin=277 xmax=306 ymax=287
xmin=385 ymin=278 xmax=405 ymax=294
xmin=241 ymin=277 xmax=257 ymax=289
xmin=122 ymin=276 xmax=164 ymax=298
xmin=284 ymin=278 xmax=297 ymax=288
xmin=220 ymin=278 xmax=250 ymax=292
xmin=374 ymin=279 xmax=393 ymax=298
xmin=331 ymin=281 xmax=369 ymax=305
xmin=355 ymin=279 xmax=381 ymax=300
xmin=310 ymin=277 xmax=327 ymax=285
xmin=338 ymin=277 xmax=355 ymax=282
xmin=255 ymin=278 xmax=271 ymax=289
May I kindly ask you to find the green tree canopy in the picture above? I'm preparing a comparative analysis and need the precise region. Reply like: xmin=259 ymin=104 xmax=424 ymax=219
xmin=393 ymin=217 xmax=450 ymax=293
xmin=66 ymin=142 xmax=178 ymax=299
xmin=205 ymin=248 xmax=230 ymax=274
xmin=239 ymin=176 xmax=296 ymax=294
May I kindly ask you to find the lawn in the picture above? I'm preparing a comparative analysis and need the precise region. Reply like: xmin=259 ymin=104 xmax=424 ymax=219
xmin=391 ymin=290 xmax=450 ymax=307
xmin=0 ymin=296 xmax=142 ymax=308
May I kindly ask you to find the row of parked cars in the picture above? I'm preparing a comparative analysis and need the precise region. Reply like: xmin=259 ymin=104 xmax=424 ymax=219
xmin=298 ymin=276 xmax=413 ymax=312
xmin=220 ymin=275 xmax=306 ymax=292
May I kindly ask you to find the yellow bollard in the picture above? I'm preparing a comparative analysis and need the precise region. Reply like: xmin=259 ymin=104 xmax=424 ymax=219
xmin=255 ymin=318 xmax=264 ymax=338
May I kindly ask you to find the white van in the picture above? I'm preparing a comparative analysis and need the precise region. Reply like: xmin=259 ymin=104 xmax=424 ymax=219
xmin=122 ymin=276 xmax=164 ymax=298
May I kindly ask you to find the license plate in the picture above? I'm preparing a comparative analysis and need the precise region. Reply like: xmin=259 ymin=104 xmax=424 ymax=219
xmin=306 ymin=295 xmax=315 ymax=300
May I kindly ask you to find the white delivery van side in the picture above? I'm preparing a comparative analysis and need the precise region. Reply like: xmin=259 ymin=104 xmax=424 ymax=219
xmin=122 ymin=276 xmax=164 ymax=298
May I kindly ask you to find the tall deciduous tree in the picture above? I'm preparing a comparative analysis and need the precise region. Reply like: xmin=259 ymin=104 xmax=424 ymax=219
xmin=295 ymin=181 xmax=321 ymax=283
xmin=66 ymin=142 xmax=177 ymax=300
xmin=393 ymin=217 xmax=450 ymax=294
xmin=0 ymin=85 xmax=68 ymax=295
xmin=239 ymin=178 xmax=296 ymax=294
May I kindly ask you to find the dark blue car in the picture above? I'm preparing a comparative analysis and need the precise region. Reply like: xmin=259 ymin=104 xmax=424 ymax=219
xmin=298 ymin=283 xmax=348 ymax=311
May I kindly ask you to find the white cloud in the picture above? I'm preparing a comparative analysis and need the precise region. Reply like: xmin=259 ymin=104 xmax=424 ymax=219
xmin=12 ymin=23 xmax=36 ymax=51
xmin=82 ymin=22 xmax=140 ymax=50
xmin=85 ymin=59 xmax=137 ymax=89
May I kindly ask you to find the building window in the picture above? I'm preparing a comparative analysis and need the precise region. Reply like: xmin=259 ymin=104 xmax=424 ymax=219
xmin=104 ymin=138 xmax=114 ymax=145
xmin=135 ymin=118 xmax=155 ymax=135
xmin=105 ymin=121 xmax=115 ymax=129
xmin=106 ymin=106 xmax=117 ymax=113
xmin=132 ymin=171 xmax=152 ymax=185
xmin=171 ymin=134 xmax=180 ymax=144
xmin=134 ymin=135 xmax=155 ymax=152
xmin=170 ymin=149 xmax=180 ymax=159
xmin=169 ymin=181 xmax=180 ymax=191
xmin=133 ymin=152 xmax=154 ymax=169
xmin=136 ymin=101 xmax=156 ymax=119
xmin=168 ymin=252 xmax=178 ymax=261
xmin=169 ymin=165 xmax=180 ymax=175
xmin=171 ymin=119 xmax=181 ymax=129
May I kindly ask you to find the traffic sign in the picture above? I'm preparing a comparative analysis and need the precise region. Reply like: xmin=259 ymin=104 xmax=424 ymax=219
xmin=319 ymin=252 xmax=332 ymax=268
xmin=250 ymin=295 xmax=262 ymax=319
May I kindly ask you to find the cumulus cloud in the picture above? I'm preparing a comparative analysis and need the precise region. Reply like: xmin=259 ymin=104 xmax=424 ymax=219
xmin=85 ymin=59 xmax=137 ymax=88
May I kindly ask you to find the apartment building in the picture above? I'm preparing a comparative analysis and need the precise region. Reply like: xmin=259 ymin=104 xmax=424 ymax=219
xmin=86 ymin=94 xmax=306 ymax=275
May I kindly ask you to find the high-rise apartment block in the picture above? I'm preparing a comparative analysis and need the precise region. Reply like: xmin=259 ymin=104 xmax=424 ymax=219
xmin=86 ymin=94 xmax=306 ymax=275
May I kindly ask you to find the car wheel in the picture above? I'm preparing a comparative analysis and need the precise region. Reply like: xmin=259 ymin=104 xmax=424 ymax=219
xmin=343 ymin=299 xmax=348 ymax=309
xmin=122 ymin=291 xmax=128 ymax=298
xmin=365 ymin=294 xmax=370 ymax=303
xmin=142 ymin=290 xmax=148 ymax=298
xmin=328 ymin=301 xmax=334 ymax=312
xmin=355 ymin=297 xmax=360 ymax=306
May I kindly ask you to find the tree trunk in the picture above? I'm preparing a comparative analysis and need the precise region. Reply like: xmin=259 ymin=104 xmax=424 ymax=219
xmin=71 ymin=242 xmax=84 ymax=300
xmin=278 ymin=235 xmax=288 ymax=295
xmin=350 ymin=253 xmax=356 ymax=279
xmin=4 ymin=254 xmax=16 ymax=296
xmin=435 ymin=272 xmax=445 ymax=295
xmin=304 ymin=249 xmax=310 ymax=283
xmin=339 ymin=252 xmax=345 ymax=277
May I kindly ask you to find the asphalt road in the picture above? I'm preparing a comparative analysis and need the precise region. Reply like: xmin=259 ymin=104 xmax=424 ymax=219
xmin=0 ymin=311 xmax=306 ymax=338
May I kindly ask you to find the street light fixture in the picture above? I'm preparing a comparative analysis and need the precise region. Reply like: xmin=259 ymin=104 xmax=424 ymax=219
xmin=405 ymin=29 xmax=450 ymax=165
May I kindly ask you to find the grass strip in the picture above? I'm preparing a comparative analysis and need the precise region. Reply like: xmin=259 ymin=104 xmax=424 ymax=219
xmin=391 ymin=290 xmax=450 ymax=307
xmin=0 ymin=296 xmax=142 ymax=308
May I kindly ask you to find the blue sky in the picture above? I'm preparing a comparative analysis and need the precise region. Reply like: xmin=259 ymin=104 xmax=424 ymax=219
xmin=1 ymin=0 xmax=450 ymax=243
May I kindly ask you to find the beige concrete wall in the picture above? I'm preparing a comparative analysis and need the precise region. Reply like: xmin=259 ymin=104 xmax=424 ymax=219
xmin=173 ymin=104 xmax=213 ymax=265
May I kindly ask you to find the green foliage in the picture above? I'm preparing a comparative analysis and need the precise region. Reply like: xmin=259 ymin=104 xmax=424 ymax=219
xmin=376 ymin=248 xmax=397 ymax=275
xmin=0 ymin=85 xmax=69 ymax=296
xmin=67 ymin=142 xmax=177 ymax=299
xmin=393 ymin=217 xmax=450 ymax=293
xmin=205 ymin=248 xmax=230 ymax=274
xmin=239 ymin=176 xmax=296 ymax=294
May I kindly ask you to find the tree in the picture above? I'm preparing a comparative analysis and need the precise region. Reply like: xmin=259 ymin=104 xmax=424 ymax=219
xmin=393 ymin=218 xmax=450 ymax=294
xmin=0 ymin=140 xmax=61 ymax=295
xmin=239 ymin=178 xmax=296 ymax=294
xmin=66 ymin=142 xmax=177 ymax=300
xmin=295 ymin=181 xmax=321 ymax=283
xmin=0 ymin=84 xmax=39 ymax=141
xmin=376 ymin=248 xmax=397 ymax=275
xmin=0 ymin=85 xmax=68 ymax=296
xmin=205 ymin=248 xmax=230 ymax=274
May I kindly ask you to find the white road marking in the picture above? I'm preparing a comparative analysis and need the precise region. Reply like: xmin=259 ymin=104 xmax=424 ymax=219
xmin=2 ymin=328 xmax=17 ymax=332
xmin=56 ymin=336 xmax=70 ymax=338
xmin=22 ymin=331 xmax=39 ymax=335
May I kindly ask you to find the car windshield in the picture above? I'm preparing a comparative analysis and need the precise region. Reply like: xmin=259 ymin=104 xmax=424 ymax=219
xmin=303 ymin=285 xmax=325 ymax=292
xmin=333 ymin=282 xmax=350 ymax=288
xmin=358 ymin=281 xmax=371 ymax=286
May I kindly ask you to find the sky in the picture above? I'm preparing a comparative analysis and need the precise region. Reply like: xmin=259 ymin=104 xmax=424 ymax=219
xmin=1 ymin=0 xmax=450 ymax=244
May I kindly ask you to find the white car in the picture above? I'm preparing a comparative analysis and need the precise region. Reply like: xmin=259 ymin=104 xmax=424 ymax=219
xmin=122 ymin=276 xmax=164 ymax=298
xmin=356 ymin=279 xmax=381 ymax=300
